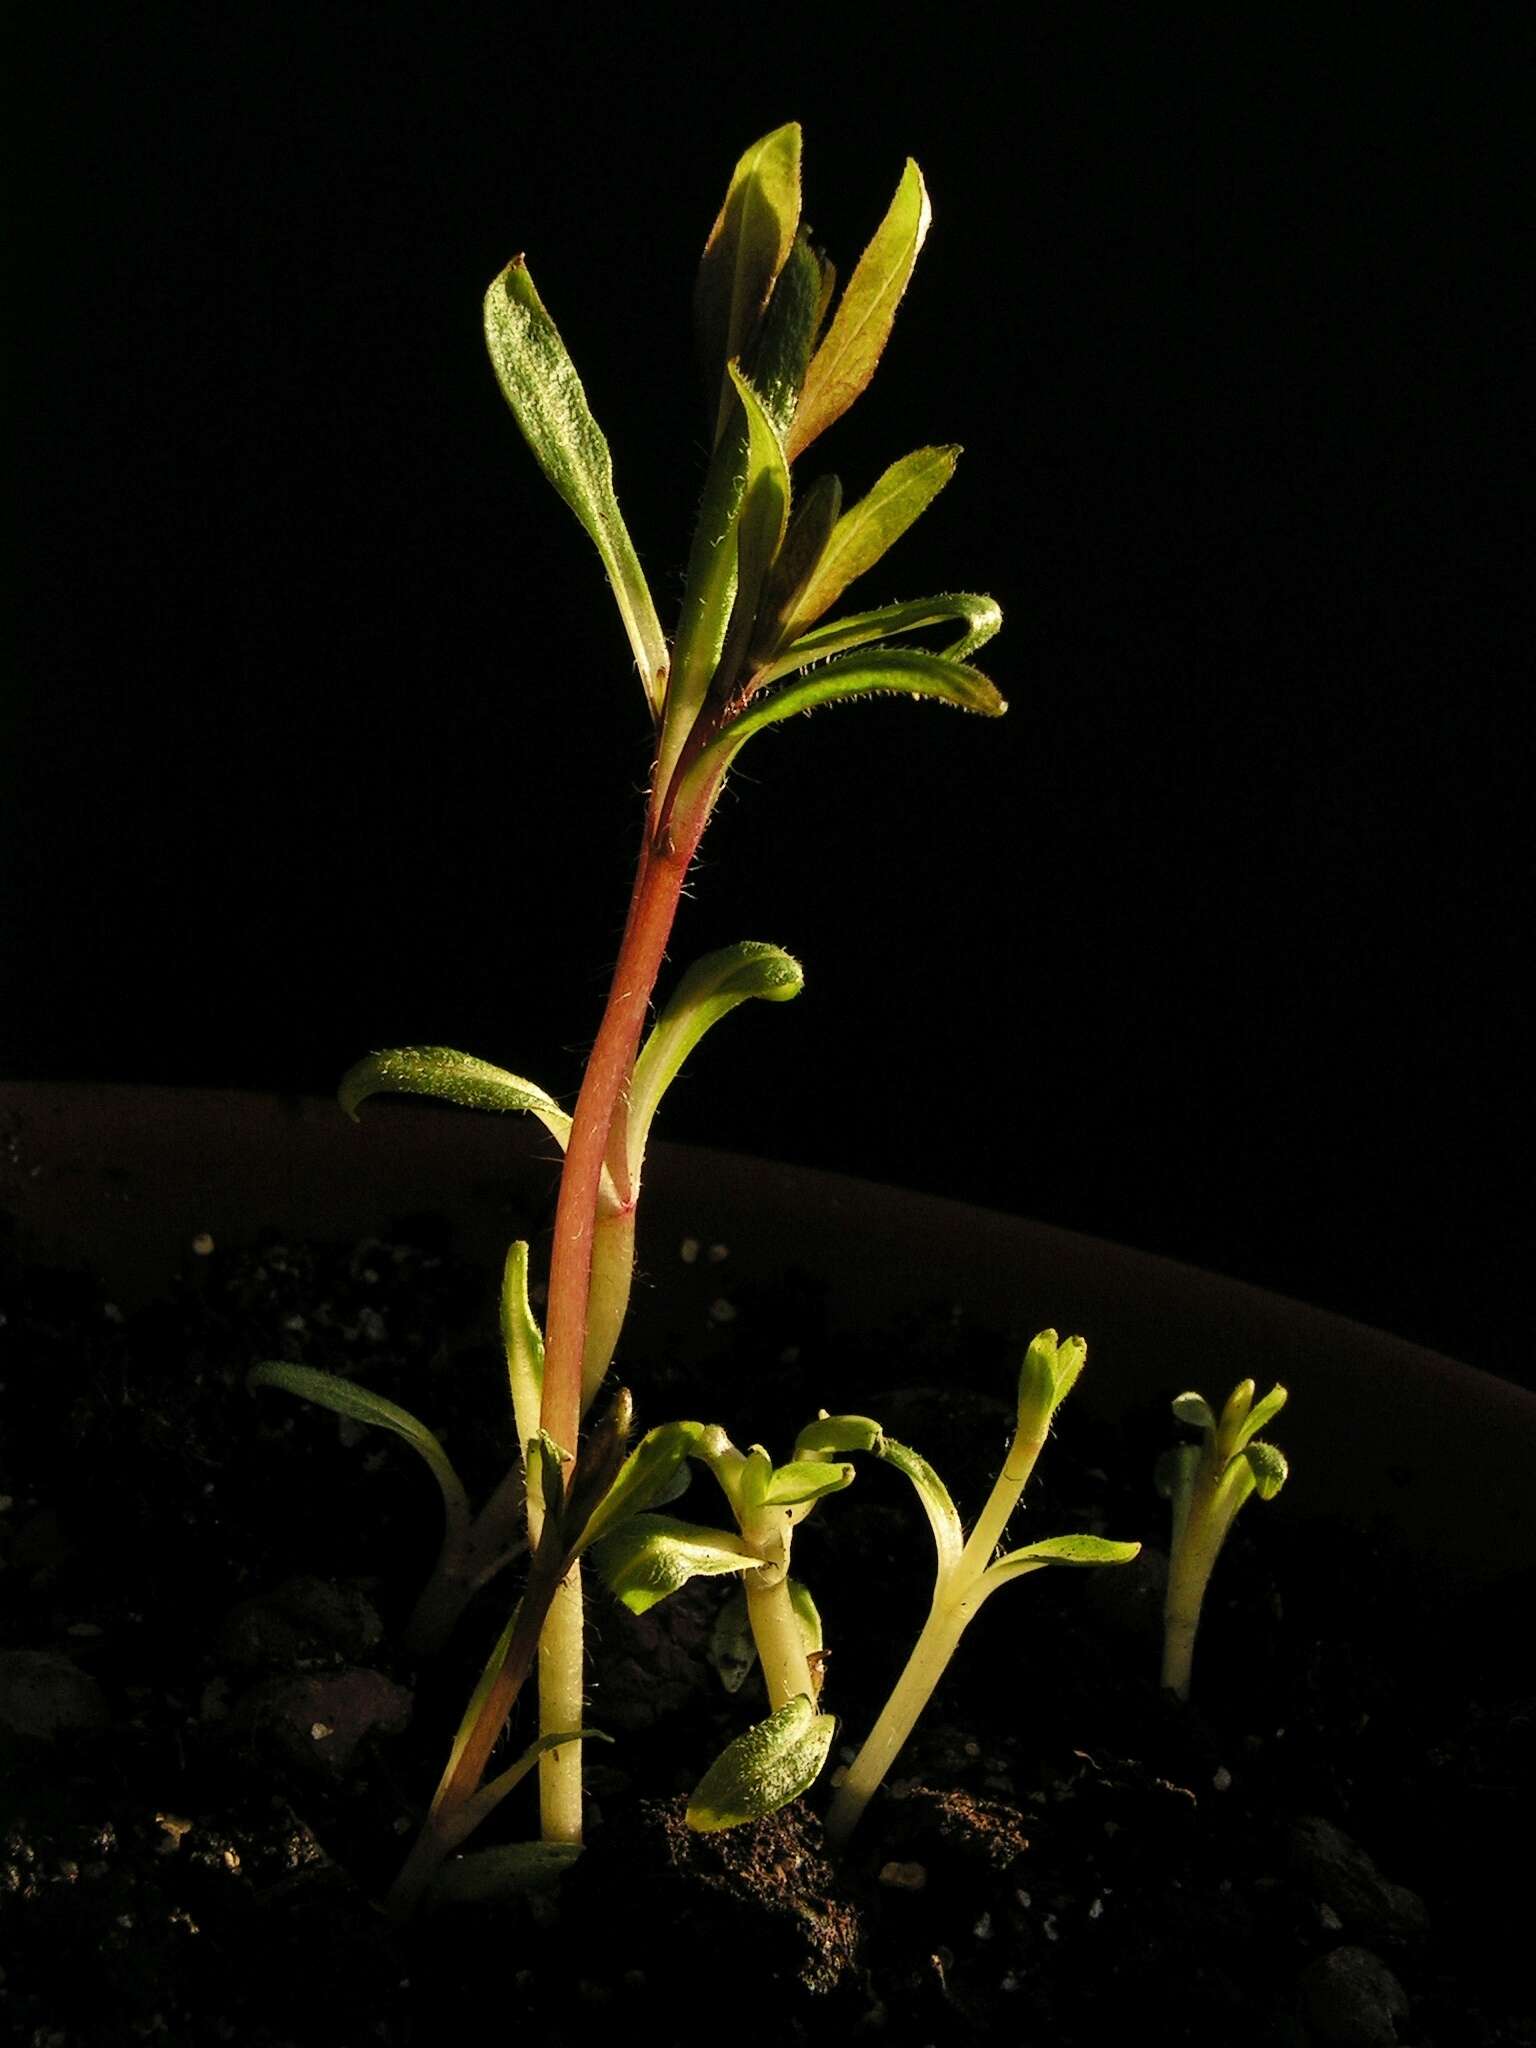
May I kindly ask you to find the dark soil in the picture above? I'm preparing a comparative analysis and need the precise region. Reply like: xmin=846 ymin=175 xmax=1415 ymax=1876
xmin=1 ymin=1208 xmax=1531 ymax=2046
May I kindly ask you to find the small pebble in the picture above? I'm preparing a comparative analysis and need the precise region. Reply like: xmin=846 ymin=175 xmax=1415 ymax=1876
xmin=878 ymin=1860 xmax=927 ymax=1891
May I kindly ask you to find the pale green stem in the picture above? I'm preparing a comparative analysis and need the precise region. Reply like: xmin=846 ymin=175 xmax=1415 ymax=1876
xmin=824 ymin=1594 xmax=973 ymax=1851
xmin=745 ymin=1571 xmax=816 ymax=1710
xmin=1161 ymin=1456 xmax=1242 ymax=1699
xmin=956 ymin=1428 xmax=1046 ymax=1581
xmin=537 ymin=1563 xmax=586 ymax=1842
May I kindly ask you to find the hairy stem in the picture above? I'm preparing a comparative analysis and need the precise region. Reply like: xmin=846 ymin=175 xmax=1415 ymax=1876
xmin=824 ymin=1596 xmax=971 ymax=1851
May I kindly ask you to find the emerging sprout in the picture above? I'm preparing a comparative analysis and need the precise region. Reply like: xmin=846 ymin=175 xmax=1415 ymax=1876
xmin=1155 ymin=1379 xmax=1290 ymax=1700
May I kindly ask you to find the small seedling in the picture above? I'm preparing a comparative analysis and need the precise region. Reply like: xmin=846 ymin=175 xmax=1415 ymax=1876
xmin=1155 ymin=1379 xmax=1289 ymax=1700
xmin=822 ymin=1330 xmax=1140 ymax=1850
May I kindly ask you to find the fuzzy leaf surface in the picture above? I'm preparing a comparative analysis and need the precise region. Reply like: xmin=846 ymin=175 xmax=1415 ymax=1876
xmin=1171 ymin=1391 xmax=1217 ymax=1432
xmin=577 ymin=1422 xmax=708 ymax=1553
xmin=590 ymin=1514 xmax=762 ymax=1616
xmin=500 ymin=1242 xmax=545 ymax=1458
xmin=787 ymin=158 xmax=931 ymax=461
xmin=339 ymin=1047 xmax=570 ymax=1148
xmin=483 ymin=258 xmax=667 ymax=714
xmin=762 ymin=1460 xmax=854 ymax=1508
xmin=879 ymin=1437 xmax=964 ymax=1581
xmin=756 ymin=591 xmax=1001 ymax=685
xmin=1240 ymin=1439 xmax=1289 ymax=1499
xmin=627 ymin=942 xmax=803 ymax=1176
xmin=981 ymin=1533 xmax=1141 ymax=1597
xmin=778 ymin=446 xmax=958 ymax=642
xmin=696 ymin=123 xmax=802 ymax=443
xmin=1234 ymin=1384 xmax=1288 ymax=1453
xmin=686 ymin=1694 xmax=837 ymax=1831
xmin=794 ymin=1413 xmax=884 ymax=1459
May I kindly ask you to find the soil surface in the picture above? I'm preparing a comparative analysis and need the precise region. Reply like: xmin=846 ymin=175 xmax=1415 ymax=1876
xmin=2 ymin=1206 xmax=1531 ymax=2046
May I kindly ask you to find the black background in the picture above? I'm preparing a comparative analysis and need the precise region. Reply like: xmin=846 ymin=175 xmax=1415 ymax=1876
xmin=7 ymin=11 xmax=1530 ymax=1381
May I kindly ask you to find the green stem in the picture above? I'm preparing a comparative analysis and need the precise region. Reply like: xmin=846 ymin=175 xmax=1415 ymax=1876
xmin=745 ymin=1571 xmax=815 ymax=1710
xmin=824 ymin=1595 xmax=971 ymax=1851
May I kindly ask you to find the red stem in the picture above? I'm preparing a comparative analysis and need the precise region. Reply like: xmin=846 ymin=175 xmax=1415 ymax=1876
xmin=538 ymin=778 xmax=714 ymax=1455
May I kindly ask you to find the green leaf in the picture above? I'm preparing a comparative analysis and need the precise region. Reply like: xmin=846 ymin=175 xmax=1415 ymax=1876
xmin=590 ymin=1514 xmax=762 ymax=1616
xmin=1233 ymin=1384 xmax=1288 ymax=1454
xmin=686 ymin=1694 xmax=837 ymax=1832
xmin=483 ymin=257 xmax=668 ymax=716
xmin=1171 ymin=1391 xmax=1217 ymax=1432
xmin=981 ymin=1532 xmax=1141 ymax=1597
xmin=775 ymin=446 xmax=959 ymax=647
xmin=746 ymin=230 xmax=827 ymax=441
xmin=452 ymin=1726 xmax=614 ymax=1847
xmin=1240 ymin=1440 xmax=1289 ymax=1500
xmin=752 ymin=472 xmax=844 ymax=662
xmin=432 ymin=1602 xmax=519 ymax=1822
xmin=696 ymin=123 xmax=803 ymax=444
xmin=247 ymin=1361 xmax=469 ymax=1537
xmin=715 ymin=365 xmax=793 ymax=710
xmin=762 ymin=1460 xmax=854 ymax=1508
xmin=756 ymin=591 xmax=1002 ymax=686
xmin=626 ymin=942 xmax=803 ymax=1178
xmin=428 ymin=1840 xmax=582 ymax=1907
xmin=1217 ymin=1380 xmax=1256 ymax=1455
xmin=1016 ymin=1329 xmax=1087 ymax=1437
xmin=577 ymin=1421 xmax=707 ymax=1553
xmin=701 ymin=646 xmax=1005 ymax=777
xmin=338 ymin=1046 xmax=571 ymax=1150
xmin=879 ymin=1437 xmax=964 ymax=1582
xmin=500 ymin=1242 xmax=544 ymax=1456
xmin=793 ymin=1412 xmax=884 ymax=1459
xmin=1154 ymin=1442 xmax=1200 ymax=1502
xmin=786 ymin=158 xmax=931 ymax=463
xmin=787 ymin=1578 xmax=824 ymax=1659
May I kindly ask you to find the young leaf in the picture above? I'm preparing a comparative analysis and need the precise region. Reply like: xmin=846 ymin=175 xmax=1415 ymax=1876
xmin=576 ymin=1420 xmax=707 ymax=1552
xmin=339 ymin=1046 xmax=571 ymax=1150
xmin=752 ymin=472 xmax=844 ymax=661
xmin=1171 ymin=1391 xmax=1217 ymax=1432
xmin=625 ymin=942 xmax=803 ymax=1176
xmin=786 ymin=158 xmax=931 ymax=462
xmin=696 ymin=122 xmax=802 ymax=443
xmin=762 ymin=1460 xmax=855 ymax=1508
xmin=709 ymin=1587 xmax=757 ymax=1693
xmin=879 ymin=1437 xmax=964 ymax=1582
xmin=590 ymin=1514 xmax=762 ymax=1616
xmin=247 ymin=1361 xmax=470 ymax=1538
xmin=500 ymin=1241 xmax=545 ymax=1456
xmin=775 ymin=446 xmax=959 ymax=645
xmin=686 ymin=1694 xmax=837 ymax=1832
xmin=483 ymin=257 xmax=668 ymax=717
xmin=1233 ymin=1383 xmax=1288 ymax=1454
xmin=699 ymin=646 xmax=1005 ymax=779
xmin=714 ymin=363 xmax=793 ymax=699
xmin=746 ymin=230 xmax=827 ymax=442
xmin=1240 ymin=1439 xmax=1289 ymax=1500
xmin=1016 ymin=1329 xmax=1087 ymax=1437
xmin=755 ymin=591 xmax=1002 ymax=686
xmin=794 ymin=1412 xmax=884 ymax=1459
xmin=980 ymin=1533 xmax=1142 ymax=1599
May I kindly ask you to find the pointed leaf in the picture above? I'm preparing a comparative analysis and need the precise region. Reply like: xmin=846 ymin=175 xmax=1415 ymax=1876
xmin=762 ymin=1460 xmax=854 ymax=1508
xmin=701 ymin=646 xmax=1005 ymax=778
xmin=1240 ymin=1439 xmax=1289 ymax=1500
xmin=745 ymin=230 xmax=826 ymax=441
xmin=665 ymin=414 xmax=748 ymax=752
xmin=577 ymin=1420 xmax=707 ymax=1553
xmin=777 ymin=446 xmax=959 ymax=645
xmin=686 ymin=1694 xmax=836 ymax=1831
xmin=500 ymin=1242 xmax=545 ymax=1456
xmin=879 ymin=1437 xmax=964 ymax=1581
xmin=786 ymin=158 xmax=931 ymax=462
xmin=1017 ymin=1329 xmax=1087 ymax=1437
xmin=483 ymin=258 xmax=668 ymax=716
xmin=453 ymin=1727 xmax=614 ymax=1847
xmin=696 ymin=123 xmax=802 ymax=443
xmin=787 ymin=1578 xmax=824 ymax=1659
xmin=247 ymin=1361 xmax=469 ymax=1535
xmin=756 ymin=591 xmax=1002 ymax=686
xmin=794 ymin=1412 xmax=884 ymax=1459
xmin=1217 ymin=1380 xmax=1256 ymax=1456
xmin=753 ymin=472 xmax=843 ymax=662
xmin=981 ymin=1533 xmax=1141 ymax=1597
xmin=1233 ymin=1384 xmax=1288 ymax=1454
xmin=590 ymin=1514 xmax=762 ymax=1616
xmin=431 ymin=1602 xmax=519 ymax=1822
xmin=626 ymin=942 xmax=803 ymax=1176
xmin=715 ymin=363 xmax=794 ymax=699
xmin=339 ymin=1046 xmax=571 ymax=1149
xmin=1171 ymin=1391 xmax=1217 ymax=1432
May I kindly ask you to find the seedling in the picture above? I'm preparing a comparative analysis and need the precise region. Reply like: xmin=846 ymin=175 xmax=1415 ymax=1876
xmin=823 ymin=1330 xmax=1140 ymax=1850
xmin=247 ymin=122 xmax=1009 ymax=1901
xmin=1155 ymin=1379 xmax=1289 ymax=1700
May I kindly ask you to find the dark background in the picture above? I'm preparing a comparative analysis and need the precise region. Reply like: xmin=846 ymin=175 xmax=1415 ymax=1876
xmin=6 ymin=11 xmax=1530 ymax=1380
